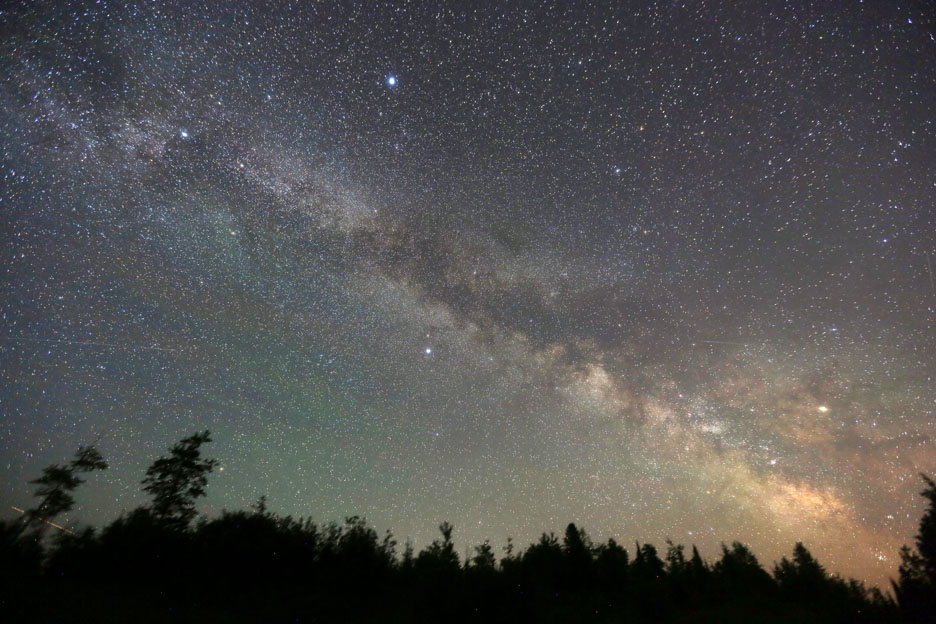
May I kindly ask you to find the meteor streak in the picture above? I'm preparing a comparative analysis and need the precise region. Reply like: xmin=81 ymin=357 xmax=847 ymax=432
xmin=697 ymin=340 xmax=751 ymax=347
xmin=11 ymin=506 xmax=76 ymax=535
xmin=927 ymin=252 xmax=935 ymax=298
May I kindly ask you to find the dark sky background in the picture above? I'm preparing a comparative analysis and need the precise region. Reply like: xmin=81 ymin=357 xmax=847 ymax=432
xmin=2 ymin=0 xmax=934 ymax=588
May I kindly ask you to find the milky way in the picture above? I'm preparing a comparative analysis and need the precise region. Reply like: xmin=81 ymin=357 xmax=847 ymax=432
xmin=2 ymin=1 xmax=934 ymax=587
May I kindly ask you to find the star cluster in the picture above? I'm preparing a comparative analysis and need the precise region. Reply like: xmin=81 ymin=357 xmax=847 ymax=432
xmin=1 ymin=1 xmax=934 ymax=587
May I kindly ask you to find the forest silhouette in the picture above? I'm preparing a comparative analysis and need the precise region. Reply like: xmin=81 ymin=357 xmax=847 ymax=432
xmin=2 ymin=431 xmax=934 ymax=623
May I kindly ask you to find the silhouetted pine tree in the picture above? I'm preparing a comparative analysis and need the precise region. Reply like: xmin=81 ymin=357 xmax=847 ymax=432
xmin=416 ymin=521 xmax=460 ymax=572
xmin=689 ymin=544 xmax=708 ymax=579
xmin=666 ymin=539 xmax=691 ymax=604
xmin=894 ymin=473 xmax=936 ymax=623
xmin=414 ymin=522 xmax=461 ymax=619
xmin=336 ymin=515 xmax=396 ymax=583
xmin=400 ymin=538 xmax=415 ymax=574
xmin=470 ymin=539 xmax=497 ymax=571
xmin=562 ymin=523 xmax=592 ymax=591
xmin=595 ymin=537 xmax=628 ymax=584
xmin=712 ymin=541 xmax=776 ymax=603
xmin=630 ymin=542 xmax=669 ymax=619
xmin=774 ymin=542 xmax=827 ymax=605
xmin=594 ymin=538 xmax=629 ymax=616
xmin=521 ymin=531 xmax=563 ymax=598
xmin=631 ymin=541 xmax=666 ymax=581
xmin=686 ymin=544 xmax=712 ymax=609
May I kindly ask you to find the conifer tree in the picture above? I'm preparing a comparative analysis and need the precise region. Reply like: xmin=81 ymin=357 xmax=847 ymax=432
xmin=894 ymin=474 xmax=936 ymax=622
xmin=418 ymin=521 xmax=459 ymax=571
xmin=470 ymin=539 xmax=496 ymax=570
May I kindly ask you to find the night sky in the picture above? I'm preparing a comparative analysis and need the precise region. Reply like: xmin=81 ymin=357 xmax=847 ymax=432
xmin=2 ymin=1 xmax=934 ymax=588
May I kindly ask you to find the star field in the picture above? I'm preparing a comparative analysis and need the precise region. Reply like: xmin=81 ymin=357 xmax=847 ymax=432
xmin=1 ymin=0 xmax=934 ymax=588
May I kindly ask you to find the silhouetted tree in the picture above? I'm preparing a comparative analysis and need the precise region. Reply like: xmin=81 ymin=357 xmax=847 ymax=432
xmin=629 ymin=541 xmax=668 ymax=618
xmin=774 ymin=542 xmax=827 ymax=605
xmin=503 ymin=535 xmax=515 ymax=560
xmin=194 ymin=507 xmax=317 ymax=590
xmin=45 ymin=526 xmax=97 ymax=579
xmin=416 ymin=521 xmax=460 ymax=572
xmin=336 ymin=515 xmax=396 ymax=582
xmin=1 ymin=444 xmax=105 ymax=613
xmin=400 ymin=538 xmax=415 ymax=573
xmin=0 ymin=519 xmax=43 ymax=612
xmin=894 ymin=473 xmax=936 ymax=622
xmin=413 ymin=522 xmax=461 ymax=620
xmin=23 ymin=444 xmax=107 ymax=533
xmin=631 ymin=541 xmax=666 ymax=581
xmin=6 ymin=436 xmax=905 ymax=624
xmin=917 ymin=474 xmax=936 ymax=579
xmin=141 ymin=430 xmax=217 ymax=529
xmin=470 ymin=539 xmax=496 ymax=571
xmin=689 ymin=544 xmax=708 ymax=577
xmin=562 ymin=523 xmax=592 ymax=590
xmin=499 ymin=535 xmax=521 ymax=584
xmin=595 ymin=537 xmax=629 ymax=575
xmin=510 ymin=532 xmax=568 ymax=620
xmin=666 ymin=539 xmax=692 ymax=603
xmin=92 ymin=506 xmax=194 ymax=591
xmin=522 ymin=531 xmax=563 ymax=585
xmin=594 ymin=538 xmax=629 ymax=610
xmin=712 ymin=541 xmax=775 ymax=601
xmin=463 ymin=538 xmax=500 ymax=620
xmin=665 ymin=539 xmax=687 ymax=575
xmin=250 ymin=494 xmax=269 ymax=515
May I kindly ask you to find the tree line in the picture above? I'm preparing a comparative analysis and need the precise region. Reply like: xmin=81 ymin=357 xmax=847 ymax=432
xmin=2 ymin=431 xmax=934 ymax=623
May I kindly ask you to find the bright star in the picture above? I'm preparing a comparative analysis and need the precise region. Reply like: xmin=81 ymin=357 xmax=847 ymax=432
xmin=387 ymin=75 xmax=397 ymax=87
xmin=425 ymin=347 xmax=432 ymax=355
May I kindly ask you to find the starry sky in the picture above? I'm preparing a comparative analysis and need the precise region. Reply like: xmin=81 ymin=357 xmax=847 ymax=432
xmin=1 ymin=0 xmax=934 ymax=588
